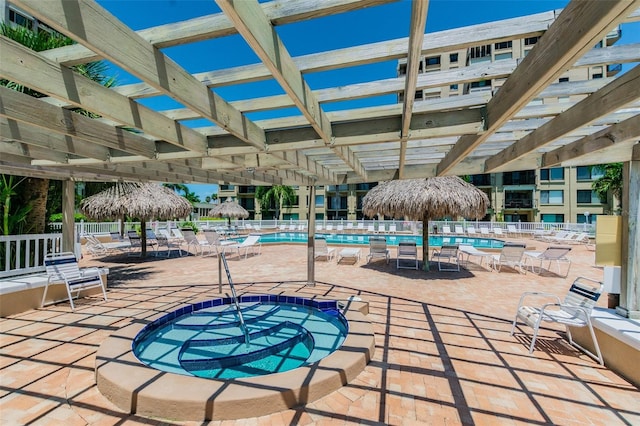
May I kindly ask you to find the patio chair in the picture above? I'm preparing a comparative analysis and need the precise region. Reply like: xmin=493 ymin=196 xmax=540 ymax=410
xmin=233 ymin=234 xmax=261 ymax=258
xmin=158 ymin=229 xmax=184 ymax=257
xmin=466 ymin=226 xmax=478 ymax=236
xmin=145 ymin=229 xmax=160 ymax=254
xmin=442 ymin=225 xmax=452 ymax=235
xmin=454 ymin=225 xmax=465 ymax=235
xmin=346 ymin=222 xmax=354 ymax=232
xmin=41 ymin=252 xmax=107 ymax=311
xmin=507 ymin=224 xmax=521 ymax=238
xmin=367 ymin=236 xmax=390 ymax=264
xmin=396 ymin=240 xmax=418 ymax=270
xmin=336 ymin=224 xmax=344 ymax=233
xmin=431 ymin=244 xmax=460 ymax=271
xmin=458 ymin=244 xmax=493 ymax=269
xmin=357 ymin=222 xmax=365 ymax=232
xmin=377 ymin=224 xmax=386 ymax=234
xmin=181 ymin=228 xmax=213 ymax=256
xmin=288 ymin=223 xmax=297 ymax=231
xmin=326 ymin=224 xmax=334 ymax=232
xmin=203 ymin=230 xmax=237 ymax=256
xmin=314 ymin=237 xmax=335 ymax=261
xmin=279 ymin=224 xmax=287 ymax=231
xmin=492 ymin=227 xmax=505 ymax=237
xmin=479 ymin=227 xmax=491 ymax=236
xmin=491 ymin=242 xmax=526 ymax=273
xmin=126 ymin=230 xmax=154 ymax=257
xmin=511 ymin=276 xmax=604 ymax=365
xmin=367 ymin=224 xmax=375 ymax=233
xmin=525 ymin=246 xmax=572 ymax=277
xmin=316 ymin=224 xmax=323 ymax=232
xmin=388 ymin=224 xmax=397 ymax=234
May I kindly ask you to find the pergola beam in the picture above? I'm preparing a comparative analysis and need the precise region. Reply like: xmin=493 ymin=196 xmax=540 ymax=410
xmin=486 ymin=64 xmax=640 ymax=171
xmin=399 ymin=0 xmax=428 ymax=179
xmin=437 ymin=0 xmax=640 ymax=176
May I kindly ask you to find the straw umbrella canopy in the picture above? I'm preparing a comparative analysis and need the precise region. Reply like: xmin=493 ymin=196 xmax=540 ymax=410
xmin=362 ymin=176 xmax=489 ymax=271
xmin=208 ymin=198 xmax=249 ymax=226
xmin=80 ymin=182 xmax=192 ymax=256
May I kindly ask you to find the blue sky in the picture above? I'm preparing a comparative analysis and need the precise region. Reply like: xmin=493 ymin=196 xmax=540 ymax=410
xmin=95 ymin=0 xmax=638 ymax=201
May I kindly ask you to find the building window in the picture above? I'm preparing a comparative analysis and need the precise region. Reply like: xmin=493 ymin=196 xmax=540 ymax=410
xmin=577 ymin=190 xmax=605 ymax=204
xmin=450 ymin=53 xmax=458 ymax=63
xmin=593 ymin=73 xmax=603 ymax=79
xmin=470 ymin=80 xmax=491 ymax=89
xmin=470 ymin=44 xmax=492 ymax=59
xmin=541 ymin=213 xmax=564 ymax=223
xmin=540 ymin=190 xmax=564 ymax=204
xmin=425 ymin=56 xmax=440 ymax=66
xmin=576 ymin=166 xmax=605 ymax=181
xmin=577 ymin=213 xmax=596 ymax=224
xmin=495 ymin=52 xmax=512 ymax=60
xmin=540 ymin=168 xmax=564 ymax=181
xmin=494 ymin=41 xmax=512 ymax=50
xmin=450 ymin=84 xmax=458 ymax=91
xmin=524 ymin=36 xmax=539 ymax=46
xmin=9 ymin=9 xmax=32 ymax=28
xmin=559 ymin=77 xmax=569 ymax=83
xmin=314 ymin=195 xmax=324 ymax=207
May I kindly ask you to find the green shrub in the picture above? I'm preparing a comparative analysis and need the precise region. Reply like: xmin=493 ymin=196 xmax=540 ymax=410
xmin=180 ymin=221 xmax=199 ymax=233
xmin=49 ymin=212 xmax=86 ymax=222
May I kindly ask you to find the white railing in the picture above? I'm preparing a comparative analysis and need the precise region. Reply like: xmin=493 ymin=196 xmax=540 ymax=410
xmin=0 ymin=233 xmax=63 ymax=278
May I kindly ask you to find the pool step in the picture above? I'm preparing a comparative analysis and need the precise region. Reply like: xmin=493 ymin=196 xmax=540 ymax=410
xmin=178 ymin=321 xmax=313 ymax=372
xmin=174 ymin=303 xmax=280 ymax=329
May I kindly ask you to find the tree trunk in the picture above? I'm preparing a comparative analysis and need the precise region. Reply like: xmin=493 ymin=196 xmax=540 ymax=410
xmin=22 ymin=178 xmax=49 ymax=234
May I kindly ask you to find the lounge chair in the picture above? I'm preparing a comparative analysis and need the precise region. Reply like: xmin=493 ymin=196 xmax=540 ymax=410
xmin=316 ymin=224 xmax=323 ymax=232
xmin=511 ymin=276 xmax=604 ymax=365
xmin=42 ymin=252 xmax=107 ymax=311
xmin=126 ymin=230 xmax=157 ymax=257
xmin=346 ymin=222 xmax=354 ymax=232
xmin=279 ymin=224 xmax=287 ymax=231
xmin=396 ymin=240 xmax=418 ymax=270
xmin=357 ymin=223 xmax=365 ymax=232
xmin=492 ymin=227 xmax=505 ymax=237
xmin=431 ymin=244 xmax=460 ymax=271
xmin=491 ymin=242 xmax=526 ymax=273
xmin=367 ymin=224 xmax=375 ymax=233
xmin=367 ymin=236 xmax=390 ymax=264
xmin=233 ymin=234 xmax=261 ymax=258
xmin=525 ymin=245 xmax=572 ymax=277
xmin=158 ymin=229 xmax=184 ymax=257
xmin=507 ymin=224 xmax=521 ymax=238
xmin=203 ymin=230 xmax=237 ymax=256
xmin=479 ymin=227 xmax=491 ymax=236
xmin=336 ymin=224 xmax=344 ymax=233
xmin=325 ymin=224 xmax=334 ymax=232
xmin=288 ymin=223 xmax=297 ymax=231
xmin=466 ymin=226 xmax=478 ymax=236
xmin=377 ymin=224 xmax=386 ymax=234
xmin=458 ymin=244 xmax=493 ymax=269
xmin=442 ymin=225 xmax=452 ymax=235
xmin=388 ymin=224 xmax=397 ymax=234
xmin=454 ymin=225 xmax=465 ymax=235
xmin=314 ymin=237 xmax=335 ymax=261
xmin=180 ymin=228 xmax=213 ymax=256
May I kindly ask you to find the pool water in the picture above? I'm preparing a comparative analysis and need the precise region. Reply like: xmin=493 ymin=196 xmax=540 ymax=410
xmin=249 ymin=232 xmax=504 ymax=249
xmin=133 ymin=296 xmax=347 ymax=379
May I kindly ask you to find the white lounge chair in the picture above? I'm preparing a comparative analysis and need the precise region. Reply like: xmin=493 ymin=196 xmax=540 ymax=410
xmin=42 ymin=252 xmax=107 ymax=311
xmin=377 ymin=224 xmax=386 ymax=234
xmin=336 ymin=224 xmax=344 ymax=233
xmin=396 ymin=240 xmax=418 ymax=270
xmin=288 ymin=223 xmax=297 ymax=231
xmin=491 ymin=242 xmax=526 ymax=273
xmin=492 ymin=227 xmax=505 ymax=237
xmin=367 ymin=224 xmax=375 ymax=233
xmin=203 ymin=230 xmax=236 ymax=256
xmin=325 ymin=224 xmax=334 ymax=232
xmin=454 ymin=225 xmax=465 ymax=235
xmin=357 ymin=223 xmax=365 ymax=232
xmin=389 ymin=224 xmax=397 ymax=234
xmin=180 ymin=228 xmax=213 ymax=256
xmin=314 ymin=237 xmax=335 ymax=261
xmin=511 ymin=276 xmax=604 ymax=365
xmin=431 ymin=244 xmax=460 ymax=271
xmin=346 ymin=222 xmax=354 ymax=232
xmin=233 ymin=234 xmax=261 ymax=258
xmin=157 ymin=229 xmax=184 ymax=257
xmin=466 ymin=226 xmax=478 ymax=236
xmin=458 ymin=244 xmax=493 ymax=269
xmin=525 ymin=245 xmax=572 ymax=277
xmin=507 ymin=224 xmax=521 ymax=238
xmin=479 ymin=227 xmax=491 ymax=236
xmin=367 ymin=236 xmax=390 ymax=264
xmin=442 ymin=225 xmax=452 ymax=235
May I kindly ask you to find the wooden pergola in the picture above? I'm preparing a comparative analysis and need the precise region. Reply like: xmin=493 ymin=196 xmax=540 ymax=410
xmin=0 ymin=0 xmax=639 ymax=317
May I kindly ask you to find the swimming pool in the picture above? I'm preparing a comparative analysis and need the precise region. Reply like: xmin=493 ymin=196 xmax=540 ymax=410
xmin=248 ymin=232 xmax=505 ymax=249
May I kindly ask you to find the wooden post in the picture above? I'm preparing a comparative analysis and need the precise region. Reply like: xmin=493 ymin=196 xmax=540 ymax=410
xmin=61 ymin=180 xmax=75 ymax=255
xmin=307 ymin=185 xmax=316 ymax=285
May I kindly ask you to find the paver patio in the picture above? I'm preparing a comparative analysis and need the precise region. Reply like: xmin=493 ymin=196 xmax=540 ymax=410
xmin=1 ymin=238 xmax=638 ymax=425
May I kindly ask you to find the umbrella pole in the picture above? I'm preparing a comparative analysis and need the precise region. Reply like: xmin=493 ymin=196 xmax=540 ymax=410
xmin=141 ymin=218 xmax=147 ymax=257
xmin=423 ymin=216 xmax=430 ymax=271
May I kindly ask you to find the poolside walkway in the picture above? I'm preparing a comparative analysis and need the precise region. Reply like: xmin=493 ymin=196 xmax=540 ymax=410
xmin=1 ymin=238 xmax=639 ymax=425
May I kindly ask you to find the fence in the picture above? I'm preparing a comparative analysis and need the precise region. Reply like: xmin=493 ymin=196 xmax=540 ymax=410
xmin=0 ymin=233 xmax=63 ymax=278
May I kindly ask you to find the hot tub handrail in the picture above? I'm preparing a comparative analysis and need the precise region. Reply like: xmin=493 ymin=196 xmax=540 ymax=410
xmin=220 ymin=253 xmax=250 ymax=347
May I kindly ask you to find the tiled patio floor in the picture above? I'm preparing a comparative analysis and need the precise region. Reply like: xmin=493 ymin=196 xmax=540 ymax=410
xmin=1 ymin=238 xmax=639 ymax=425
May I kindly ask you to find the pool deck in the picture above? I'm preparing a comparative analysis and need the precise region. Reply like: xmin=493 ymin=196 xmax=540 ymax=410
xmin=1 ymin=237 xmax=639 ymax=425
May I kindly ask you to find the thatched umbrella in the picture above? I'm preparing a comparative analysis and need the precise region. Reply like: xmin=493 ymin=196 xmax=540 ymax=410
xmin=80 ymin=182 xmax=192 ymax=257
xmin=362 ymin=176 xmax=489 ymax=271
xmin=209 ymin=198 xmax=249 ymax=226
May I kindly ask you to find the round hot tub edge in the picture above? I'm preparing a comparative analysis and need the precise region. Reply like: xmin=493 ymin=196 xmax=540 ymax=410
xmin=95 ymin=294 xmax=375 ymax=422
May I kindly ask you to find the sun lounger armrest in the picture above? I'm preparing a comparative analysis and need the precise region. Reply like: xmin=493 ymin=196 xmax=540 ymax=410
xmin=516 ymin=291 xmax=561 ymax=308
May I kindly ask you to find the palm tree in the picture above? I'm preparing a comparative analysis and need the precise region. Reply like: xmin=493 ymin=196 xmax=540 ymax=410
xmin=591 ymin=163 xmax=623 ymax=214
xmin=1 ymin=23 xmax=117 ymax=234
xmin=255 ymin=185 xmax=297 ymax=220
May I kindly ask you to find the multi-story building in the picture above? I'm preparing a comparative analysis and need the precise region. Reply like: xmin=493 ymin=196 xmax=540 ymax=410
xmin=218 ymin=27 xmax=620 ymax=225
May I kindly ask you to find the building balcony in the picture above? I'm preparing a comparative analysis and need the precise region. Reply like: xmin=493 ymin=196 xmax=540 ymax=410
xmin=504 ymin=200 xmax=534 ymax=209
